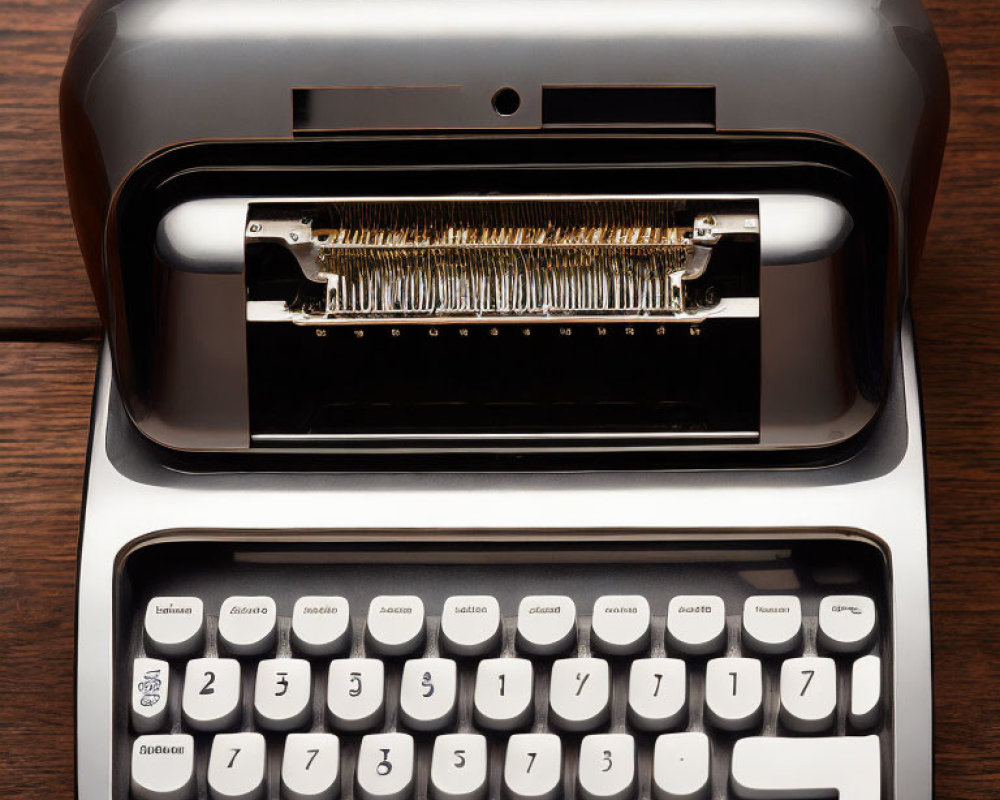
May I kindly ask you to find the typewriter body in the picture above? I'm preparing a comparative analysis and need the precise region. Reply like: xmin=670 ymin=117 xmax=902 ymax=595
xmin=61 ymin=0 xmax=948 ymax=798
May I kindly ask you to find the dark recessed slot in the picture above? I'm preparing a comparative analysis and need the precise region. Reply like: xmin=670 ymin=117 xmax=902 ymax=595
xmin=542 ymin=86 xmax=715 ymax=128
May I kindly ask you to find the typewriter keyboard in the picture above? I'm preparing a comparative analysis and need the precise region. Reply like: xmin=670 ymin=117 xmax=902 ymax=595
xmin=117 ymin=539 xmax=890 ymax=800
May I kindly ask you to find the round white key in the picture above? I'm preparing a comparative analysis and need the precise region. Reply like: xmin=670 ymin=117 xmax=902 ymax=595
xmin=517 ymin=595 xmax=576 ymax=656
xmin=780 ymin=657 xmax=836 ymax=733
xmin=356 ymin=733 xmax=415 ymax=800
xmin=473 ymin=657 xmax=534 ymax=732
xmin=627 ymin=658 xmax=687 ymax=732
xmin=549 ymin=657 xmax=610 ymax=732
xmin=327 ymin=658 xmax=385 ymax=732
xmin=366 ymin=596 xmax=425 ymax=657
xmin=666 ymin=596 xmax=726 ymax=656
xmin=399 ymin=658 xmax=457 ymax=732
xmin=430 ymin=733 xmax=488 ymax=800
xmin=704 ymin=657 xmax=762 ymax=731
xmin=292 ymin=596 xmax=351 ymax=657
xmin=850 ymin=655 xmax=882 ymax=730
xmin=818 ymin=595 xmax=876 ymax=654
xmin=182 ymin=658 xmax=241 ymax=732
xmin=218 ymin=596 xmax=277 ymax=657
xmin=741 ymin=596 xmax=802 ymax=655
xmin=281 ymin=733 xmax=341 ymax=800
xmin=132 ymin=657 xmax=170 ymax=733
xmin=144 ymin=597 xmax=204 ymax=658
xmin=652 ymin=732 xmax=710 ymax=800
xmin=504 ymin=733 xmax=562 ymax=800
xmin=578 ymin=734 xmax=636 ymax=800
xmin=591 ymin=596 xmax=650 ymax=656
xmin=131 ymin=734 xmax=196 ymax=800
xmin=208 ymin=732 xmax=267 ymax=800
xmin=440 ymin=596 xmax=502 ymax=657
xmin=254 ymin=658 xmax=312 ymax=731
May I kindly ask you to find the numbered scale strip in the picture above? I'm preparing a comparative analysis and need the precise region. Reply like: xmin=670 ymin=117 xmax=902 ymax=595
xmin=125 ymin=593 xmax=885 ymax=800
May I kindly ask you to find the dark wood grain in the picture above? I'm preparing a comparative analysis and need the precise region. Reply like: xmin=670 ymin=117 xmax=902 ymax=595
xmin=0 ymin=341 xmax=97 ymax=798
xmin=0 ymin=0 xmax=102 ymax=335
xmin=0 ymin=0 xmax=997 ymax=798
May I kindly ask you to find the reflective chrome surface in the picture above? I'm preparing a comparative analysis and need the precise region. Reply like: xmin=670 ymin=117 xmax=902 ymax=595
xmin=76 ymin=318 xmax=932 ymax=800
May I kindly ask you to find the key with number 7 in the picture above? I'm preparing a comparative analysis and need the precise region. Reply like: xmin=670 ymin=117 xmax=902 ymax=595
xmin=282 ymin=733 xmax=341 ymax=800
xmin=504 ymin=734 xmax=562 ymax=800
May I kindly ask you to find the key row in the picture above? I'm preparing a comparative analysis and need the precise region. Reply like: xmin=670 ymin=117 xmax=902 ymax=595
xmin=134 ymin=654 xmax=881 ymax=736
xmin=144 ymin=594 xmax=877 ymax=660
xmin=132 ymin=730 xmax=882 ymax=800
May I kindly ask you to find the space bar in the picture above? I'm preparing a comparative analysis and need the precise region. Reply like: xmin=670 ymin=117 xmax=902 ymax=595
xmin=731 ymin=735 xmax=881 ymax=800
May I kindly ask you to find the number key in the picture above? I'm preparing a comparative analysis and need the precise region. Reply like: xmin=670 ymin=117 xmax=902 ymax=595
xmin=430 ymin=733 xmax=488 ymax=800
xmin=779 ymin=657 xmax=836 ymax=733
xmin=704 ymin=657 xmax=762 ymax=732
xmin=254 ymin=658 xmax=312 ymax=731
xmin=503 ymin=734 xmax=562 ymax=800
xmin=182 ymin=658 xmax=241 ymax=732
xmin=327 ymin=659 xmax=385 ymax=732
xmin=473 ymin=658 xmax=534 ymax=732
xmin=356 ymin=733 xmax=415 ymax=800
xmin=578 ymin=734 xmax=636 ymax=800
xmin=207 ymin=732 xmax=266 ymax=800
xmin=281 ymin=733 xmax=341 ymax=800
xmin=627 ymin=658 xmax=686 ymax=732
xmin=549 ymin=658 xmax=610 ymax=732
xmin=399 ymin=658 xmax=457 ymax=732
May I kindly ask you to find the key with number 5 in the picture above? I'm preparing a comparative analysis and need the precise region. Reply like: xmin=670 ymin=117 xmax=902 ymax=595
xmin=430 ymin=734 xmax=488 ymax=800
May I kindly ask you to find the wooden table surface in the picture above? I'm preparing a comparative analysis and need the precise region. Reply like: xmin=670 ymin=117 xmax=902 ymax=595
xmin=0 ymin=0 xmax=997 ymax=797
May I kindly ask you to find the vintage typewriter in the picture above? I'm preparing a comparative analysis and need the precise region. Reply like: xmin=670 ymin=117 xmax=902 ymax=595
xmin=60 ymin=0 xmax=949 ymax=799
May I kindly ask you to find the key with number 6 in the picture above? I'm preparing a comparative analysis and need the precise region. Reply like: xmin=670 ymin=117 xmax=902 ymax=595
xmin=356 ymin=733 xmax=415 ymax=800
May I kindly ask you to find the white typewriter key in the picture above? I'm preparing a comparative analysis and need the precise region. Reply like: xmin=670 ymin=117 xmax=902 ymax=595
xmin=131 ymin=734 xmax=196 ymax=800
xmin=144 ymin=597 xmax=204 ymax=658
xmin=281 ymin=733 xmax=341 ymax=800
xmin=652 ymin=732 xmax=710 ymax=800
xmin=590 ymin=595 xmax=651 ymax=656
xmin=516 ymin=595 xmax=577 ymax=656
xmin=356 ymin=732 xmax=415 ymax=800
xmin=327 ymin=658 xmax=385 ymax=732
xmin=440 ymin=595 xmax=502 ymax=657
xmin=366 ymin=596 xmax=425 ymax=657
xmin=132 ymin=657 xmax=170 ymax=733
xmin=254 ymin=658 xmax=312 ymax=731
xmin=577 ymin=734 xmax=636 ymax=800
xmin=704 ymin=658 xmax=762 ymax=731
xmin=399 ymin=657 xmax=458 ymax=731
xmin=627 ymin=658 xmax=687 ymax=732
xmin=473 ymin=657 xmax=534 ymax=731
xmin=218 ymin=596 xmax=277 ymax=657
xmin=741 ymin=596 xmax=802 ymax=655
xmin=182 ymin=658 xmax=242 ymax=732
xmin=850 ymin=654 xmax=882 ymax=729
xmin=208 ymin=732 xmax=267 ymax=800
xmin=730 ymin=735 xmax=880 ymax=800
xmin=292 ymin=596 xmax=351 ymax=657
xmin=503 ymin=733 xmax=562 ymax=800
xmin=818 ymin=595 xmax=877 ymax=654
xmin=326 ymin=658 xmax=385 ymax=733
xmin=665 ymin=596 xmax=726 ymax=656
xmin=430 ymin=733 xmax=488 ymax=800
xmin=779 ymin=657 xmax=836 ymax=733
xmin=549 ymin=657 xmax=610 ymax=732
